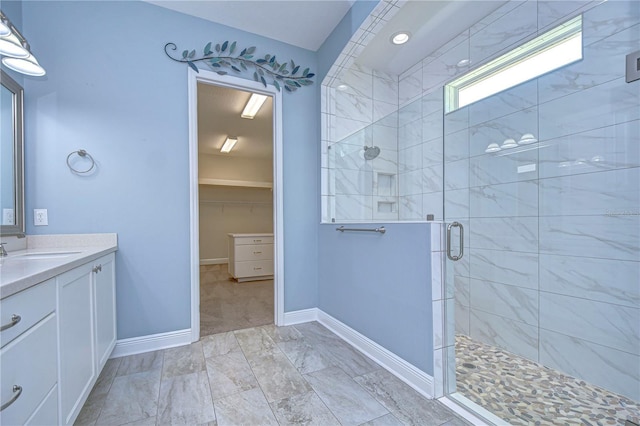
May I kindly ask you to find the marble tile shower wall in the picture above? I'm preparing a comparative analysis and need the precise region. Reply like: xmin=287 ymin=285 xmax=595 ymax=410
xmin=322 ymin=65 xmax=399 ymax=222
xmin=395 ymin=0 xmax=639 ymax=401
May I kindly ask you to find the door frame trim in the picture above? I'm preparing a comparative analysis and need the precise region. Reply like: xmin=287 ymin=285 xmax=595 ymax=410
xmin=187 ymin=68 xmax=285 ymax=342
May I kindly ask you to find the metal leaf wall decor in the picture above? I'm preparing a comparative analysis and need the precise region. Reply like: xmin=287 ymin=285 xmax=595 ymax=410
xmin=164 ymin=41 xmax=315 ymax=92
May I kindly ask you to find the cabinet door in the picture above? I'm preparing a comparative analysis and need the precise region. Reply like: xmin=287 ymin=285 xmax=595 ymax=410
xmin=57 ymin=264 xmax=96 ymax=425
xmin=94 ymin=253 xmax=116 ymax=370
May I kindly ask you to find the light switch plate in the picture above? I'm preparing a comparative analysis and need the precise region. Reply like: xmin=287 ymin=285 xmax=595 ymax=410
xmin=34 ymin=209 xmax=48 ymax=226
xmin=2 ymin=208 xmax=14 ymax=225
xmin=626 ymin=50 xmax=640 ymax=83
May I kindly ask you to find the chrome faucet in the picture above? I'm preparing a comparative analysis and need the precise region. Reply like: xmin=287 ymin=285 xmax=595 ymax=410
xmin=0 ymin=242 xmax=7 ymax=257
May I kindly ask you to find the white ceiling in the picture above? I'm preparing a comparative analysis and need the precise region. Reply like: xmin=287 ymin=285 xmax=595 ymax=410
xmin=145 ymin=0 xmax=355 ymax=51
xmin=197 ymin=83 xmax=273 ymax=158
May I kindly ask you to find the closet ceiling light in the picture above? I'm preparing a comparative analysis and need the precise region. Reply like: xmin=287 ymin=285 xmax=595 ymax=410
xmin=220 ymin=137 xmax=238 ymax=153
xmin=241 ymin=93 xmax=268 ymax=119
xmin=390 ymin=31 xmax=411 ymax=45
xmin=2 ymin=54 xmax=46 ymax=76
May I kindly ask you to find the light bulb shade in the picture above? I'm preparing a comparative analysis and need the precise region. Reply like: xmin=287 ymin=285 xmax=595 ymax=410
xmin=0 ymin=20 xmax=11 ymax=37
xmin=0 ymin=32 xmax=29 ymax=58
xmin=2 ymin=54 xmax=46 ymax=76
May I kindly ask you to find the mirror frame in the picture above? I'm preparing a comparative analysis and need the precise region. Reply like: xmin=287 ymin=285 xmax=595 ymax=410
xmin=1 ymin=69 xmax=25 ymax=236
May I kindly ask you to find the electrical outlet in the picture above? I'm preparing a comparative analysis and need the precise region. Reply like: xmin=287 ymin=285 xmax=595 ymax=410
xmin=2 ymin=208 xmax=14 ymax=225
xmin=34 ymin=209 xmax=48 ymax=226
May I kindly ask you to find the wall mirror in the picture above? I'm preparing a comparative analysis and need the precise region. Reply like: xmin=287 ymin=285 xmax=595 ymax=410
xmin=1 ymin=69 xmax=24 ymax=236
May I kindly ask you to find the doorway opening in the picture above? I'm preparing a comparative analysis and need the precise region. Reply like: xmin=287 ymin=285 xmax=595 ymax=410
xmin=188 ymin=69 xmax=284 ymax=342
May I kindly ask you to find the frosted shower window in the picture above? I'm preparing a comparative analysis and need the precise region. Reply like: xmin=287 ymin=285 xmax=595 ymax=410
xmin=445 ymin=15 xmax=583 ymax=113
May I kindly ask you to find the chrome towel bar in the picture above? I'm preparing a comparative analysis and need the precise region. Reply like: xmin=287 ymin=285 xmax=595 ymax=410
xmin=336 ymin=226 xmax=386 ymax=234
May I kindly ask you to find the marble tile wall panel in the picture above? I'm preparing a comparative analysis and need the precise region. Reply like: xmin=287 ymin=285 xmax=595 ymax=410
xmin=454 ymin=274 xmax=470 ymax=307
xmin=470 ymin=0 xmax=538 ymax=66
xmin=422 ymin=40 xmax=470 ymax=95
xmin=468 ymin=80 xmax=537 ymax=128
xmin=374 ymin=102 xmax=398 ymax=123
xmin=422 ymin=89 xmax=443 ymax=117
xmin=469 ymin=309 xmax=539 ymax=361
xmin=538 ymin=120 xmax=640 ymax=179
xmin=443 ymin=159 xmax=469 ymax=191
xmin=540 ymin=292 xmax=640 ymax=355
xmin=470 ymin=249 xmax=539 ymax=290
xmin=335 ymin=195 xmax=373 ymax=221
xmin=399 ymin=170 xmax=423 ymax=196
xmin=398 ymin=121 xmax=422 ymax=151
xmin=470 ymin=217 xmax=538 ymax=252
xmin=398 ymin=98 xmax=421 ymax=127
xmin=539 ymin=215 xmax=640 ymax=261
xmin=372 ymin=124 xmax=398 ymax=151
xmin=335 ymin=90 xmax=373 ymax=124
xmin=373 ymin=73 xmax=398 ymax=105
xmin=444 ymin=188 xmax=469 ymax=219
xmin=423 ymin=192 xmax=444 ymax=220
xmin=469 ymin=1 xmax=525 ymax=35
xmin=539 ymin=77 xmax=640 ymax=142
xmin=422 ymin=109 xmax=445 ymax=143
xmin=371 ymin=148 xmax=398 ymax=174
xmin=538 ymin=23 xmax=640 ymax=104
xmin=399 ymin=63 xmax=422 ymax=107
xmin=539 ymin=254 xmax=640 ymax=309
xmin=335 ymin=168 xmax=374 ymax=196
xmin=376 ymin=110 xmax=398 ymax=128
xmin=333 ymin=116 xmax=372 ymax=143
xmin=422 ymin=165 xmax=445 ymax=194
xmin=469 ymin=107 xmax=538 ymax=158
xmin=331 ymin=142 xmax=368 ymax=171
xmin=399 ymin=145 xmax=422 ymax=172
xmin=581 ymin=0 xmax=640 ymax=46
xmin=398 ymin=195 xmax=422 ymax=220
xmin=444 ymin=107 xmax=469 ymax=135
xmin=539 ymin=329 xmax=640 ymax=401
xmin=422 ymin=137 xmax=443 ymax=167
xmin=443 ymin=129 xmax=469 ymax=163
xmin=470 ymin=181 xmax=538 ymax=218
xmin=539 ymin=167 xmax=640 ymax=217
xmin=455 ymin=300 xmax=470 ymax=336
xmin=470 ymin=279 xmax=538 ymax=326
xmin=536 ymin=0 xmax=596 ymax=32
xmin=341 ymin=68 xmax=373 ymax=98
xmin=469 ymin=148 xmax=539 ymax=187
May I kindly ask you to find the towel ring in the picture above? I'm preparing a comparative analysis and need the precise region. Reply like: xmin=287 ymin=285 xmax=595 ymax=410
xmin=66 ymin=149 xmax=95 ymax=174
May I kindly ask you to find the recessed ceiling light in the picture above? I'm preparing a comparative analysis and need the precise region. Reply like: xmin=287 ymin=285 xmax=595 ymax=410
xmin=456 ymin=59 xmax=471 ymax=67
xmin=241 ymin=93 xmax=268 ymax=119
xmin=336 ymin=84 xmax=350 ymax=91
xmin=391 ymin=31 xmax=411 ymax=45
xmin=220 ymin=137 xmax=238 ymax=153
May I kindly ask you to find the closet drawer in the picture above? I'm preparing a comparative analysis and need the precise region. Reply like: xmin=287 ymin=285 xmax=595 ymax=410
xmin=0 ymin=313 xmax=57 ymax=426
xmin=234 ymin=244 xmax=273 ymax=261
xmin=234 ymin=236 xmax=273 ymax=245
xmin=234 ymin=260 xmax=274 ymax=278
xmin=1 ymin=279 xmax=55 ymax=348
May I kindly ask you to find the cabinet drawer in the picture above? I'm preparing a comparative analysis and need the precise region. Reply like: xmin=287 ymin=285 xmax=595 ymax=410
xmin=234 ymin=244 xmax=273 ymax=261
xmin=233 ymin=260 xmax=274 ymax=278
xmin=0 ymin=279 xmax=55 ymax=348
xmin=234 ymin=236 xmax=273 ymax=245
xmin=0 ymin=314 xmax=57 ymax=426
xmin=25 ymin=384 xmax=58 ymax=426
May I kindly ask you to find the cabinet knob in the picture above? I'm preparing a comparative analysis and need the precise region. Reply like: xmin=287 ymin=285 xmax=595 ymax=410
xmin=0 ymin=314 xmax=21 ymax=332
xmin=92 ymin=264 xmax=102 ymax=273
xmin=0 ymin=385 xmax=22 ymax=412
xmin=254 ymin=267 xmax=262 ymax=270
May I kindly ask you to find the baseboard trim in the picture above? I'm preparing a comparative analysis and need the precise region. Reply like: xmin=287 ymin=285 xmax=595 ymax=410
xmin=316 ymin=310 xmax=435 ymax=399
xmin=283 ymin=308 xmax=318 ymax=325
xmin=200 ymin=258 xmax=228 ymax=265
xmin=111 ymin=329 xmax=192 ymax=358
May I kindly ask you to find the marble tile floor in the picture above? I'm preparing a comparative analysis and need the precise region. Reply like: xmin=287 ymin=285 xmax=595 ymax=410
xmin=75 ymin=322 xmax=470 ymax=426
xmin=455 ymin=334 xmax=640 ymax=426
xmin=200 ymin=264 xmax=274 ymax=337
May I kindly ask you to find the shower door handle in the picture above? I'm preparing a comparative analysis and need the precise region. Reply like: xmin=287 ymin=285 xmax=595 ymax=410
xmin=447 ymin=222 xmax=464 ymax=261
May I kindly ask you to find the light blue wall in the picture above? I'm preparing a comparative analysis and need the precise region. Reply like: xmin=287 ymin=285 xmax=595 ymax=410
xmin=21 ymin=0 xmax=319 ymax=339
xmin=318 ymin=223 xmax=433 ymax=374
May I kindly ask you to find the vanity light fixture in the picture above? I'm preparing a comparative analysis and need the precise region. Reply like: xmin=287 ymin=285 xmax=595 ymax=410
xmin=0 ymin=10 xmax=46 ymax=76
xmin=220 ymin=137 xmax=238 ymax=153
xmin=390 ymin=31 xmax=411 ymax=45
xmin=241 ymin=93 xmax=268 ymax=119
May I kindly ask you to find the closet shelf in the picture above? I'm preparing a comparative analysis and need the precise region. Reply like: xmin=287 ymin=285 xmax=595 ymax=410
xmin=198 ymin=178 xmax=273 ymax=189
xmin=200 ymin=200 xmax=272 ymax=205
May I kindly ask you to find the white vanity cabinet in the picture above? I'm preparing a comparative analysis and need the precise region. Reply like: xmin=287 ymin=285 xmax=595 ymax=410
xmin=0 ymin=279 xmax=58 ymax=425
xmin=58 ymin=253 xmax=116 ymax=425
xmin=228 ymin=233 xmax=274 ymax=282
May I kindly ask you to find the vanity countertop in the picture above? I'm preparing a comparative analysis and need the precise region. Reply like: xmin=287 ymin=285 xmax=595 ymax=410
xmin=0 ymin=233 xmax=117 ymax=300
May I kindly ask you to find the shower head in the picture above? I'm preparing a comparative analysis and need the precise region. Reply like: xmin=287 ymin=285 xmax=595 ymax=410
xmin=363 ymin=145 xmax=380 ymax=160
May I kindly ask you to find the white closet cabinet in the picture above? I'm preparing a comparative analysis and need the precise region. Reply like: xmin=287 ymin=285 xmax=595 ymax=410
xmin=58 ymin=253 xmax=116 ymax=425
xmin=228 ymin=233 xmax=274 ymax=282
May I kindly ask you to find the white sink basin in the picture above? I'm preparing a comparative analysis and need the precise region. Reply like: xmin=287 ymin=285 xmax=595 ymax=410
xmin=15 ymin=251 xmax=81 ymax=260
